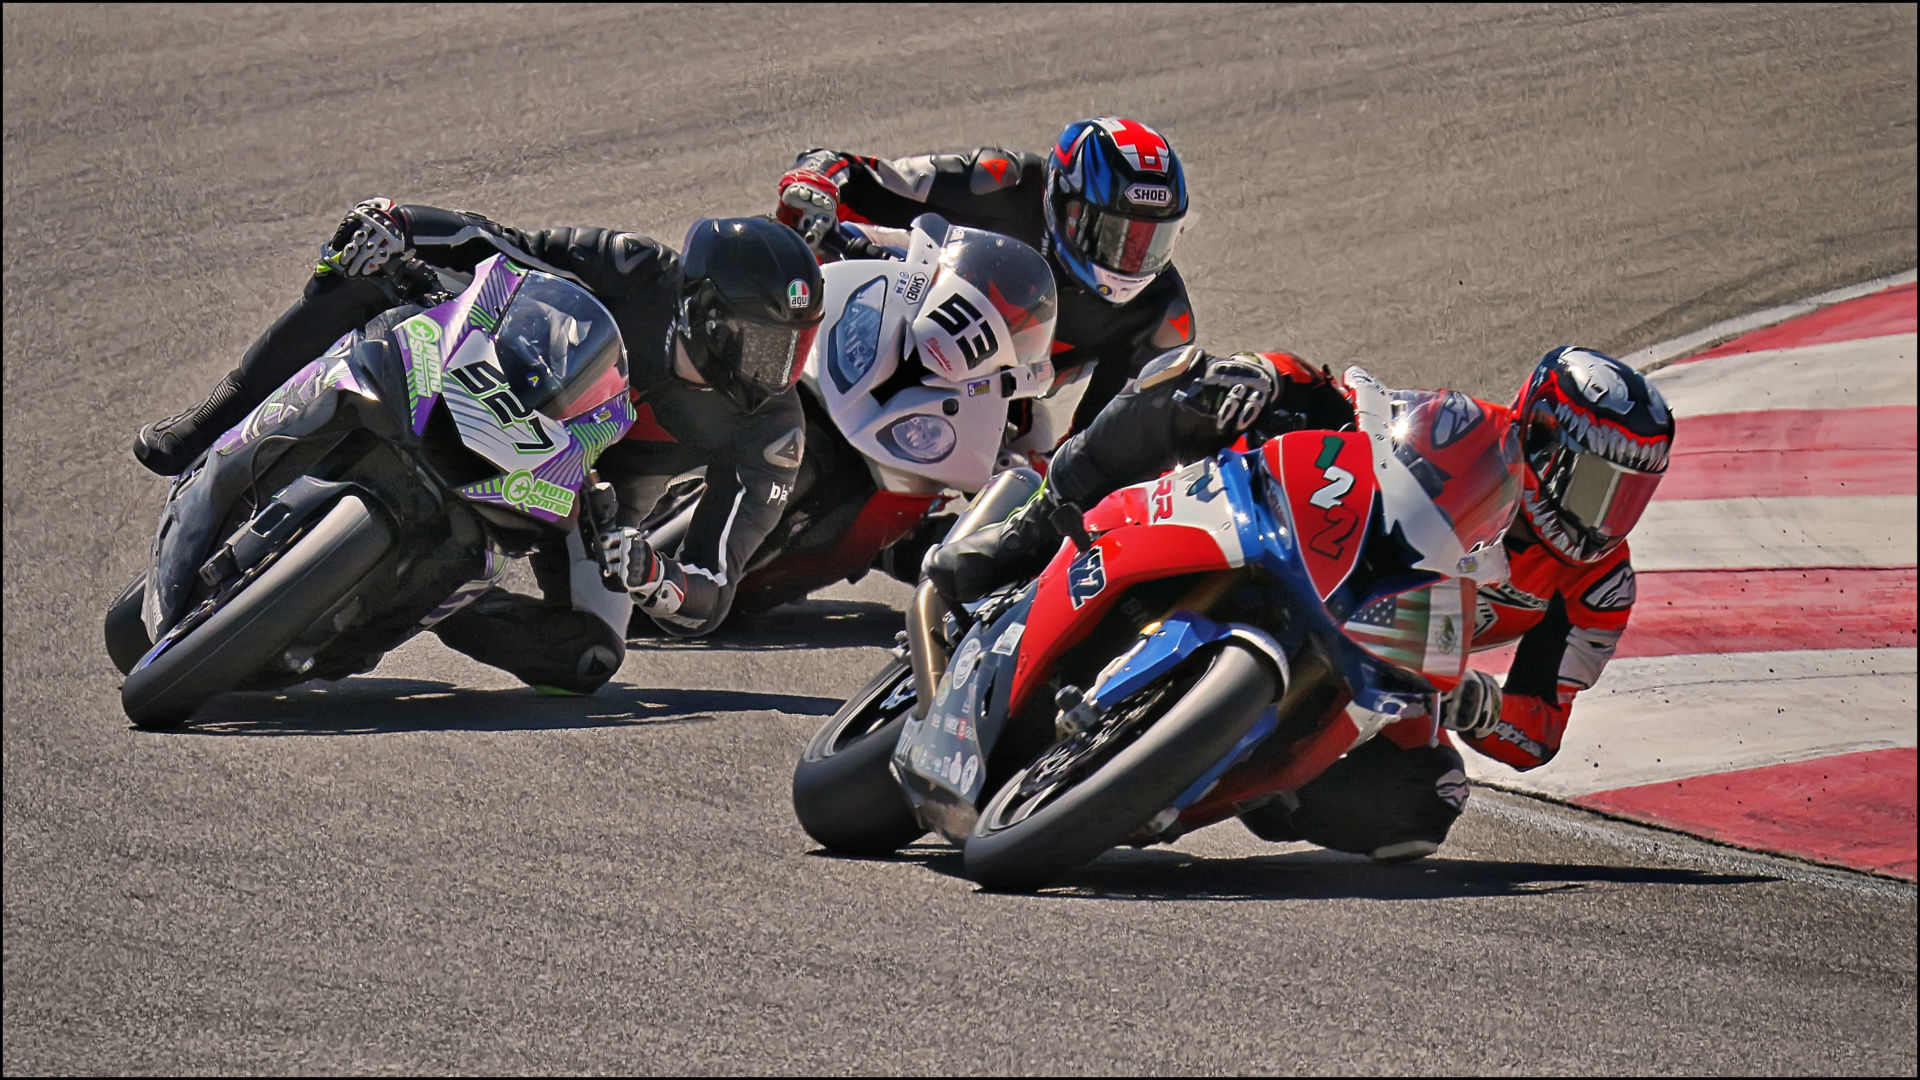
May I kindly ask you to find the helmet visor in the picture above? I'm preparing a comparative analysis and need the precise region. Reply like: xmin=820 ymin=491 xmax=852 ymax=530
xmin=726 ymin=319 xmax=819 ymax=401
xmin=1540 ymin=446 xmax=1663 ymax=544
xmin=1067 ymin=201 xmax=1183 ymax=277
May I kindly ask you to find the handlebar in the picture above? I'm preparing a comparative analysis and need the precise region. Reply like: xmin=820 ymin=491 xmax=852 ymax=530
xmin=822 ymin=222 xmax=906 ymax=262
xmin=389 ymin=254 xmax=456 ymax=307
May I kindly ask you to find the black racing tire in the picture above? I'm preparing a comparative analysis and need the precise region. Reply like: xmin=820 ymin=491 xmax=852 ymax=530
xmin=963 ymin=643 xmax=1279 ymax=892
xmin=791 ymin=655 xmax=926 ymax=855
xmin=103 ymin=571 xmax=153 ymax=676
xmin=120 ymin=495 xmax=393 ymax=729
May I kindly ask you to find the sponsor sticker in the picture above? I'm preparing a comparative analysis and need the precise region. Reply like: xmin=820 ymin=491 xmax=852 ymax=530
xmin=991 ymin=621 xmax=1026 ymax=656
xmin=1124 ymin=182 xmax=1172 ymax=207
xmin=787 ymin=279 xmax=812 ymax=309
xmin=967 ymin=378 xmax=992 ymax=397
xmin=501 ymin=470 xmax=575 ymax=517
xmin=1067 ymin=545 xmax=1107 ymax=609
xmin=950 ymin=637 xmax=984 ymax=685
xmin=901 ymin=272 xmax=928 ymax=304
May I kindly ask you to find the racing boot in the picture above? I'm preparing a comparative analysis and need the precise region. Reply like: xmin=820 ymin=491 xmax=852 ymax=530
xmin=1241 ymin=738 xmax=1470 ymax=862
xmin=133 ymin=371 xmax=254 ymax=476
xmin=924 ymin=483 xmax=1078 ymax=605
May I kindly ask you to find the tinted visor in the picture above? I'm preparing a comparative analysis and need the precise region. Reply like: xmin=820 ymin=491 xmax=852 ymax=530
xmin=1539 ymin=447 xmax=1663 ymax=544
xmin=1065 ymin=200 xmax=1182 ymax=276
xmin=711 ymin=317 xmax=819 ymax=406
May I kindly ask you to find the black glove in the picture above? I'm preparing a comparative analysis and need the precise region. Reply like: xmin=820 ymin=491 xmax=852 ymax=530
xmin=315 ymin=198 xmax=409 ymax=278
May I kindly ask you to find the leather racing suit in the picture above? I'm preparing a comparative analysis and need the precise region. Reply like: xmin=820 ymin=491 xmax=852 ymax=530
xmin=789 ymin=146 xmax=1199 ymax=436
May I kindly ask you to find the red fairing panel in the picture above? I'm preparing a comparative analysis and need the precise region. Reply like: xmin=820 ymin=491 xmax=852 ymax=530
xmin=1267 ymin=431 xmax=1376 ymax=601
xmin=734 ymin=490 xmax=940 ymax=611
xmin=1008 ymin=464 xmax=1243 ymax=712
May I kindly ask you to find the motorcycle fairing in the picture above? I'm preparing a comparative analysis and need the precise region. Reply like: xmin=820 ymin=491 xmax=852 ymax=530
xmin=135 ymin=474 xmax=370 ymax=670
xmin=1006 ymin=456 xmax=1243 ymax=710
xmin=146 ymin=354 xmax=374 ymax=637
xmin=211 ymin=344 xmax=368 ymax=460
xmin=892 ymin=592 xmax=1035 ymax=839
xmin=1265 ymin=430 xmax=1377 ymax=601
xmin=803 ymin=226 xmax=1038 ymax=496
xmin=449 ymin=394 xmax=637 ymax=525
xmin=386 ymin=255 xmax=634 ymax=526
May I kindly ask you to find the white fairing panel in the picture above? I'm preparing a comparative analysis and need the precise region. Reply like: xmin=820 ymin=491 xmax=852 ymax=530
xmin=802 ymin=225 xmax=1020 ymax=496
xmin=1347 ymin=366 xmax=1510 ymax=585
xmin=1121 ymin=457 xmax=1247 ymax=565
xmin=443 ymin=331 xmax=569 ymax=472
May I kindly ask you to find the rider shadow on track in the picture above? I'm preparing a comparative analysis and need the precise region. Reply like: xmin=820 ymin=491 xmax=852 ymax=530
xmin=846 ymin=844 xmax=1778 ymax=901
xmin=631 ymin=597 xmax=905 ymax=652
xmin=163 ymin=677 xmax=841 ymax=737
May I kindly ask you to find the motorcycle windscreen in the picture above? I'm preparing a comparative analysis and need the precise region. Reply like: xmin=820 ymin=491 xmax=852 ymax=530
xmin=492 ymin=274 xmax=629 ymax=421
xmin=1349 ymin=371 xmax=1520 ymax=584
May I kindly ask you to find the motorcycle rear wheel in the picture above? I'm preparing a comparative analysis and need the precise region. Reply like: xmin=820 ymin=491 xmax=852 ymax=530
xmin=120 ymin=494 xmax=392 ymax=729
xmin=963 ymin=643 xmax=1279 ymax=892
xmin=791 ymin=655 xmax=926 ymax=855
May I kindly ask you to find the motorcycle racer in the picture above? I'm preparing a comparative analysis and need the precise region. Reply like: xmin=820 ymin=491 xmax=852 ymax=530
xmin=133 ymin=200 xmax=825 ymax=691
xmin=926 ymin=344 xmax=1675 ymax=860
xmin=774 ymin=117 xmax=1198 ymax=439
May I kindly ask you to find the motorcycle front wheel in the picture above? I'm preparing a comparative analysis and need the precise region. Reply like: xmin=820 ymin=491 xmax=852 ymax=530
xmin=963 ymin=643 xmax=1280 ymax=892
xmin=791 ymin=655 xmax=926 ymax=855
xmin=120 ymin=494 xmax=392 ymax=729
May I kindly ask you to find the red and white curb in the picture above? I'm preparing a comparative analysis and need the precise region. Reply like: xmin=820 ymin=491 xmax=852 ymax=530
xmin=1466 ymin=273 xmax=1919 ymax=880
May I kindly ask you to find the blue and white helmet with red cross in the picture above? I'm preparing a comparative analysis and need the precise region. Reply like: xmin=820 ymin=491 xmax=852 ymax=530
xmin=1043 ymin=117 xmax=1189 ymax=305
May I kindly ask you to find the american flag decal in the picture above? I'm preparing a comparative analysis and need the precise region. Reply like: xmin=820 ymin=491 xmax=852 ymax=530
xmin=1343 ymin=589 xmax=1433 ymax=671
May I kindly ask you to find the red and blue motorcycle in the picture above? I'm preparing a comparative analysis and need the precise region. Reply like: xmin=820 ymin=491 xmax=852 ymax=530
xmin=792 ymin=368 xmax=1522 ymax=891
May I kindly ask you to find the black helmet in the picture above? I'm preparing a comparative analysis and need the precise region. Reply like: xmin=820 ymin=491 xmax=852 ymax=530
xmin=676 ymin=217 xmax=826 ymax=413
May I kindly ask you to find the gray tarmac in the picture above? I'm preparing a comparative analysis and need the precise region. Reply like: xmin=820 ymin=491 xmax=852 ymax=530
xmin=4 ymin=4 xmax=1915 ymax=1074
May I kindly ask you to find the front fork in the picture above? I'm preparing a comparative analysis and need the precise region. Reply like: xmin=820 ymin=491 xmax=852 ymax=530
xmin=900 ymin=468 xmax=1045 ymax=719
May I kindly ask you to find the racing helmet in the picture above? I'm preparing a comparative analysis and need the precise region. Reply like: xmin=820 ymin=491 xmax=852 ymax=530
xmin=1513 ymin=346 xmax=1674 ymax=563
xmin=677 ymin=216 xmax=826 ymax=413
xmin=908 ymin=225 xmax=1058 ymax=383
xmin=1043 ymin=117 xmax=1188 ymax=306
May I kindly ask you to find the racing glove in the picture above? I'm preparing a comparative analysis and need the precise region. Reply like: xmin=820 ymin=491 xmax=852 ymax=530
xmin=315 ymin=197 xmax=409 ymax=278
xmin=775 ymin=169 xmax=840 ymax=250
xmin=1439 ymin=668 xmax=1503 ymax=740
xmin=601 ymin=526 xmax=664 ymax=597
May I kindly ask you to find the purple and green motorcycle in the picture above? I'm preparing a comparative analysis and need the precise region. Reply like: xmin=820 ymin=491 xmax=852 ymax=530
xmin=105 ymin=255 xmax=636 ymax=728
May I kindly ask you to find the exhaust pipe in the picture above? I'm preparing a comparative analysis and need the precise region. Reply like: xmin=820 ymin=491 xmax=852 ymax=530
xmin=906 ymin=580 xmax=953 ymax=721
xmin=904 ymin=468 xmax=1043 ymax=719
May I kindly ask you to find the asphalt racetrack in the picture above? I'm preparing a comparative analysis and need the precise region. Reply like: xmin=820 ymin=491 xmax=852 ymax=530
xmin=4 ymin=4 xmax=1916 ymax=1074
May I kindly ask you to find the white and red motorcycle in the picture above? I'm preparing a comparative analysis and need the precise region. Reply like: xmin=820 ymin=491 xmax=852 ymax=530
xmin=639 ymin=215 xmax=1074 ymax=617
